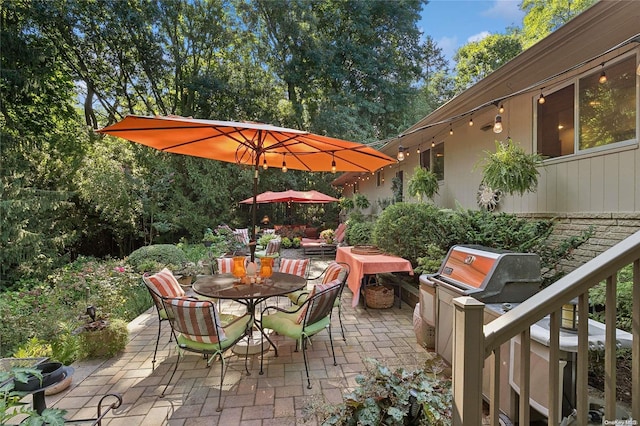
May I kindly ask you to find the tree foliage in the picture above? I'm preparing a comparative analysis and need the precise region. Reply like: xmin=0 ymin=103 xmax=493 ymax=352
xmin=520 ymin=0 xmax=597 ymax=48
xmin=1 ymin=0 xmax=597 ymax=288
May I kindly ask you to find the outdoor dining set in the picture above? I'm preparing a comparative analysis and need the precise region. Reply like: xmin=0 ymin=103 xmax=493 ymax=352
xmin=142 ymin=255 xmax=351 ymax=412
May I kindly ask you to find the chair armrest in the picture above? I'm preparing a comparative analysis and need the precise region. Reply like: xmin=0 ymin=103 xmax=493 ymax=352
xmin=261 ymin=304 xmax=303 ymax=317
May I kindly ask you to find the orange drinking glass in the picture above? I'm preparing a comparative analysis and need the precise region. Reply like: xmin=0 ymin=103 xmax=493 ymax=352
xmin=232 ymin=256 xmax=246 ymax=280
xmin=259 ymin=257 xmax=274 ymax=278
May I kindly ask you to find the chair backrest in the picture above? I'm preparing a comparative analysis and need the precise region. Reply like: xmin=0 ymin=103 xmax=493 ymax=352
xmin=279 ymin=258 xmax=310 ymax=278
xmin=217 ymin=257 xmax=234 ymax=274
xmin=143 ymin=268 xmax=186 ymax=311
xmin=233 ymin=228 xmax=250 ymax=245
xmin=297 ymin=279 xmax=342 ymax=325
xmin=264 ymin=238 xmax=281 ymax=256
xmin=334 ymin=223 xmax=347 ymax=244
xmin=321 ymin=261 xmax=349 ymax=284
xmin=163 ymin=297 xmax=226 ymax=344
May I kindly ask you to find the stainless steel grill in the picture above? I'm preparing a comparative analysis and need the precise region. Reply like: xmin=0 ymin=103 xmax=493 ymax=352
xmin=419 ymin=245 xmax=542 ymax=366
xmin=424 ymin=244 xmax=541 ymax=302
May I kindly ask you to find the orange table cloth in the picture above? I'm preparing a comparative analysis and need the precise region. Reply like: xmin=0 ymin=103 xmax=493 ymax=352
xmin=335 ymin=246 xmax=414 ymax=307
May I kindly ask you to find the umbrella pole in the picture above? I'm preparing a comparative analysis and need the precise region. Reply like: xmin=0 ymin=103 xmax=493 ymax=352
xmin=250 ymin=164 xmax=258 ymax=262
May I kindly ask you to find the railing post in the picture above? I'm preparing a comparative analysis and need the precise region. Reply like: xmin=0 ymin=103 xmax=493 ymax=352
xmin=452 ymin=296 xmax=485 ymax=426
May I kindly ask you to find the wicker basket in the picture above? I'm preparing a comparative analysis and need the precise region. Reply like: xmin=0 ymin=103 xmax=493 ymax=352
xmin=365 ymin=285 xmax=394 ymax=309
xmin=351 ymin=245 xmax=382 ymax=255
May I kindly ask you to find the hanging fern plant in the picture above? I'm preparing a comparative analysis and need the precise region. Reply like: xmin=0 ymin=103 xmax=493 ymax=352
xmin=479 ymin=139 xmax=543 ymax=196
xmin=408 ymin=166 xmax=439 ymax=202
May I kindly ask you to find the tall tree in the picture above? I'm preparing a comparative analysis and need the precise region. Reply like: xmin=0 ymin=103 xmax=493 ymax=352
xmin=453 ymin=33 xmax=523 ymax=93
xmin=520 ymin=0 xmax=597 ymax=48
xmin=0 ymin=0 xmax=86 ymax=285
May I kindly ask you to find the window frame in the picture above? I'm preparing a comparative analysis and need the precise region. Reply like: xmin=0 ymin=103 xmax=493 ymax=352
xmin=534 ymin=51 xmax=639 ymax=161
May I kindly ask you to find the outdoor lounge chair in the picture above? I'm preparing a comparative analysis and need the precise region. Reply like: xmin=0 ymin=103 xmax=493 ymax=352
xmin=286 ymin=261 xmax=350 ymax=341
xmin=259 ymin=278 xmax=343 ymax=389
xmin=161 ymin=297 xmax=253 ymax=411
xmin=300 ymin=223 xmax=346 ymax=256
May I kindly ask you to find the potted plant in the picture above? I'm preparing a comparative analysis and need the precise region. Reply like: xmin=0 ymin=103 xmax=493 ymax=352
xmin=74 ymin=306 xmax=128 ymax=359
xmin=319 ymin=229 xmax=335 ymax=244
xmin=1 ymin=366 xmax=68 ymax=424
xmin=479 ymin=139 xmax=543 ymax=196
xmin=306 ymin=357 xmax=452 ymax=425
xmin=174 ymin=262 xmax=202 ymax=285
xmin=408 ymin=166 xmax=439 ymax=202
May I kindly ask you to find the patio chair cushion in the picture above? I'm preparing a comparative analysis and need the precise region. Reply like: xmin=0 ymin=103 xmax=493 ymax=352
xmin=335 ymin=222 xmax=346 ymax=244
xmin=296 ymin=279 xmax=340 ymax=324
xmin=279 ymin=258 xmax=310 ymax=278
xmin=261 ymin=310 xmax=330 ymax=340
xmin=217 ymin=257 xmax=234 ymax=274
xmin=175 ymin=313 xmax=252 ymax=352
xmin=145 ymin=268 xmax=186 ymax=298
xmin=168 ymin=298 xmax=228 ymax=343
xmin=289 ymin=262 xmax=347 ymax=305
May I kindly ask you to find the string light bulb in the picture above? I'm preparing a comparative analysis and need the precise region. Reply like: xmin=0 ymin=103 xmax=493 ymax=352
xmin=469 ymin=116 xmax=474 ymax=126
xmin=449 ymin=125 xmax=453 ymax=135
xmin=281 ymin=154 xmax=287 ymax=173
xmin=397 ymin=145 xmax=405 ymax=161
xmin=538 ymin=92 xmax=546 ymax=104
xmin=431 ymin=138 xmax=435 ymax=148
xmin=499 ymin=103 xmax=505 ymax=114
xmin=262 ymin=156 xmax=268 ymax=170
xmin=416 ymin=146 xmax=420 ymax=154
xmin=493 ymin=114 xmax=503 ymax=133
xmin=331 ymin=153 xmax=336 ymax=173
xmin=598 ymin=64 xmax=607 ymax=83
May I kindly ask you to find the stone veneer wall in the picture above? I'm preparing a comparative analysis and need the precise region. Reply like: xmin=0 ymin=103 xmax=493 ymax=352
xmin=518 ymin=212 xmax=640 ymax=272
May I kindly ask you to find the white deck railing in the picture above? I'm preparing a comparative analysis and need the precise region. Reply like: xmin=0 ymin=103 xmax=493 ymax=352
xmin=452 ymin=230 xmax=640 ymax=425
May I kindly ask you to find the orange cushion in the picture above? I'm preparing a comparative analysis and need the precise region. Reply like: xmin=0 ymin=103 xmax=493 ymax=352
xmin=145 ymin=268 xmax=185 ymax=298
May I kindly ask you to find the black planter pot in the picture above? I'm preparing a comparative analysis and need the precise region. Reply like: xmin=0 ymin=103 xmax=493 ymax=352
xmin=13 ymin=362 xmax=64 ymax=391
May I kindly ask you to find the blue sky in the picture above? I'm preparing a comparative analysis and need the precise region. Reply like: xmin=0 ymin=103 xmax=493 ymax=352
xmin=418 ymin=0 xmax=526 ymax=64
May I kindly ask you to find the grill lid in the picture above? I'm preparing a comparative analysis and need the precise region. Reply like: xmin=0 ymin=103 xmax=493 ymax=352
xmin=439 ymin=245 xmax=501 ymax=289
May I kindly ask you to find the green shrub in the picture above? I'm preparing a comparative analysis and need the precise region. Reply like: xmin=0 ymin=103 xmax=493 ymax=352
xmin=373 ymin=203 xmax=447 ymax=266
xmin=415 ymin=244 xmax=447 ymax=275
xmin=281 ymin=237 xmax=292 ymax=249
xmin=257 ymin=233 xmax=278 ymax=247
xmin=310 ymin=358 xmax=452 ymax=425
xmin=345 ymin=221 xmax=374 ymax=246
xmin=77 ymin=319 xmax=129 ymax=359
xmin=589 ymin=263 xmax=634 ymax=332
xmin=292 ymin=237 xmax=301 ymax=248
xmin=126 ymin=244 xmax=188 ymax=272
xmin=0 ymin=257 xmax=148 ymax=359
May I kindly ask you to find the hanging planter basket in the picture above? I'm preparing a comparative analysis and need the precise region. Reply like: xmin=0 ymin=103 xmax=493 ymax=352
xmin=480 ymin=139 xmax=543 ymax=196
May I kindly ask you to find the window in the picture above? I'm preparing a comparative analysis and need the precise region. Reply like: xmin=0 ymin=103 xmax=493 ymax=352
xmin=432 ymin=143 xmax=445 ymax=181
xmin=420 ymin=144 xmax=444 ymax=181
xmin=420 ymin=149 xmax=431 ymax=169
xmin=536 ymin=54 xmax=637 ymax=159
xmin=376 ymin=170 xmax=384 ymax=186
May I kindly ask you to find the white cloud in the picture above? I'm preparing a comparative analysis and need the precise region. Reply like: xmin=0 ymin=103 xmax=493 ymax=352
xmin=482 ymin=0 xmax=525 ymax=24
xmin=468 ymin=31 xmax=491 ymax=43
xmin=438 ymin=35 xmax=459 ymax=62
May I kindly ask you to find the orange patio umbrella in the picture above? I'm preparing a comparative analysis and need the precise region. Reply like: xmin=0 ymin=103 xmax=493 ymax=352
xmin=240 ymin=190 xmax=339 ymax=204
xmin=97 ymin=115 xmax=395 ymax=259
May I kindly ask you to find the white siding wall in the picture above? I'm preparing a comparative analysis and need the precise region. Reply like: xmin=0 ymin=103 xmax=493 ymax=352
xmin=354 ymin=94 xmax=640 ymax=216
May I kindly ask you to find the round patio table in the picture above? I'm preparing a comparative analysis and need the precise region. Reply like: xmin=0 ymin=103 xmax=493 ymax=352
xmin=192 ymin=272 xmax=306 ymax=354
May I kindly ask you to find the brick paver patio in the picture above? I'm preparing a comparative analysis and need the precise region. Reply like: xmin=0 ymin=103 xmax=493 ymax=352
xmin=39 ymin=254 xmax=433 ymax=425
